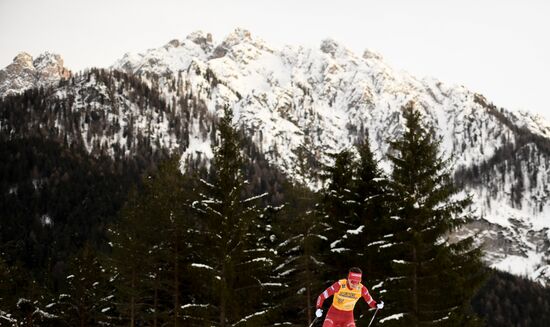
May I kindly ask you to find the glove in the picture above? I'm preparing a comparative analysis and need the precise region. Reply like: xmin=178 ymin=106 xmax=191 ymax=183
xmin=315 ymin=308 xmax=323 ymax=317
xmin=376 ymin=301 xmax=384 ymax=309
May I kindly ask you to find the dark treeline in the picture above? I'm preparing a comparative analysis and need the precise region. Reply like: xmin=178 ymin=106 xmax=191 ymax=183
xmin=472 ymin=269 xmax=550 ymax=327
xmin=0 ymin=76 xmax=548 ymax=326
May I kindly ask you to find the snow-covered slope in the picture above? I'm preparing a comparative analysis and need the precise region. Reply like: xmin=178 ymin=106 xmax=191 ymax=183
xmin=0 ymin=52 xmax=71 ymax=96
xmin=112 ymin=29 xmax=550 ymax=284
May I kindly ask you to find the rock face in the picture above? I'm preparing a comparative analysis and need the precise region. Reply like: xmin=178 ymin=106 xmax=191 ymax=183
xmin=0 ymin=52 xmax=71 ymax=96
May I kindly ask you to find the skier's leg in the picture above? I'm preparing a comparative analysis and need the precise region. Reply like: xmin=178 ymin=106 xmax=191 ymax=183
xmin=343 ymin=314 xmax=356 ymax=327
xmin=322 ymin=318 xmax=335 ymax=327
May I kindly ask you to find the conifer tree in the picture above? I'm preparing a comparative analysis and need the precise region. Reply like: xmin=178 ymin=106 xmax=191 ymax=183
xmin=142 ymin=157 xmax=198 ymax=327
xmin=108 ymin=157 xmax=197 ymax=327
xmin=108 ymin=188 xmax=155 ymax=327
xmin=55 ymin=243 xmax=113 ymax=327
xmin=0 ymin=256 xmax=18 ymax=324
xmin=191 ymin=107 xmax=275 ymax=326
xmin=0 ymin=258 xmax=57 ymax=326
xmin=380 ymin=102 xmax=485 ymax=327
xmin=342 ymin=138 xmax=392 ymax=325
xmin=315 ymin=139 xmax=391 ymax=324
xmin=319 ymin=149 xmax=358 ymax=279
xmin=351 ymin=138 xmax=392 ymax=283
xmin=272 ymin=140 xmax=326 ymax=326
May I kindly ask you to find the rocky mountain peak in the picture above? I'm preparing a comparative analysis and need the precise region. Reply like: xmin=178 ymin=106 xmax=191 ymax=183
xmin=363 ymin=49 xmax=384 ymax=60
xmin=211 ymin=28 xmax=270 ymax=59
xmin=320 ymin=38 xmax=343 ymax=56
xmin=186 ymin=30 xmax=213 ymax=47
xmin=222 ymin=27 xmax=253 ymax=46
xmin=13 ymin=52 xmax=34 ymax=68
xmin=33 ymin=52 xmax=71 ymax=81
xmin=0 ymin=51 xmax=71 ymax=97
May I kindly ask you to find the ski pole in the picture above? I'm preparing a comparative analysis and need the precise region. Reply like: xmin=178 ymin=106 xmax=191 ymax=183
xmin=308 ymin=316 xmax=319 ymax=327
xmin=367 ymin=308 xmax=379 ymax=327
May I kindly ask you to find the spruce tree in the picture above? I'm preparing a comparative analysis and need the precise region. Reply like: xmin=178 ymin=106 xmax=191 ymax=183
xmin=0 ymin=256 xmax=19 ymax=324
xmin=108 ymin=157 xmax=197 ymax=327
xmin=346 ymin=138 xmax=392 ymax=324
xmin=0 ymin=259 xmax=57 ymax=326
xmin=319 ymin=149 xmax=359 ymax=279
xmin=352 ymin=138 xmax=392 ymax=282
xmin=191 ymin=107 xmax=275 ymax=326
xmin=143 ymin=156 xmax=198 ymax=327
xmin=273 ymin=182 xmax=325 ymax=326
xmin=380 ymin=102 xmax=485 ymax=326
xmin=55 ymin=243 xmax=113 ymax=327
xmin=315 ymin=139 xmax=391 ymax=324
xmin=272 ymin=140 xmax=326 ymax=325
xmin=108 ymin=187 xmax=156 ymax=327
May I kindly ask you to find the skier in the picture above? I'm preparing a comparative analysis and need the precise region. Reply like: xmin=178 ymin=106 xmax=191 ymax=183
xmin=315 ymin=267 xmax=383 ymax=327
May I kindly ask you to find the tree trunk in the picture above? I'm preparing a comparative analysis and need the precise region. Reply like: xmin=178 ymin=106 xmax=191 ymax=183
xmin=153 ymin=286 xmax=158 ymax=327
xmin=130 ymin=269 xmax=136 ymax=327
xmin=80 ymin=305 xmax=86 ymax=327
xmin=306 ymin=278 xmax=312 ymax=325
xmin=412 ymin=246 xmax=418 ymax=327
xmin=174 ymin=225 xmax=180 ymax=327
xmin=220 ymin=263 xmax=226 ymax=327
xmin=306 ymin=243 xmax=312 ymax=325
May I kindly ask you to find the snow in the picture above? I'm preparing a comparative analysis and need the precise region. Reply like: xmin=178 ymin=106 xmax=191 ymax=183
xmin=242 ymin=192 xmax=269 ymax=203
xmin=261 ymin=282 xmax=283 ymax=287
xmin=371 ymin=281 xmax=383 ymax=290
xmin=380 ymin=313 xmax=404 ymax=323
xmin=0 ymin=310 xmax=16 ymax=323
xmin=330 ymin=240 xmax=341 ymax=249
xmin=346 ymin=225 xmax=364 ymax=235
xmin=33 ymin=308 xmax=57 ymax=319
xmin=235 ymin=310 xmax=267 ymax=325
xmin=191 ymin=263 xmax=214 ymax=270
xmin=181 ymin=303 xmax=210 ymax=310
xmin=367 ymin=241 xmax=387 ymax=247
xmin=251 ymin=257 xmax=272 ymax=263
xmin=40 ymin=214 xmax=53 ymax=226
xmin=331 ymin=248 xmax=349 ymax=253
xmin=491 ymin=252 xmax=544 ymax=278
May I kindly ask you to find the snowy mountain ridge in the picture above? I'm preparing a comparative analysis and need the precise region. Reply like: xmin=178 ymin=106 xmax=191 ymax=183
xmin=2 ymin=28 xmax=549 ymax=285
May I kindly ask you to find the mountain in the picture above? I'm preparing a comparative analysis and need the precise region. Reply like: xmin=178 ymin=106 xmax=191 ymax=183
xmin=0 ymin=52 xmax=71 ymax=96
xmin=2 ymin=28 xmax=550 ymax=285
xmin=111 ymin=28 xmax=550 ymax=284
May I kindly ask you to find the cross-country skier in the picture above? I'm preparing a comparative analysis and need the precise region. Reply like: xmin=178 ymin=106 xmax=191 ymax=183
xmin=315 ymin=267 xmax=383 ymax=327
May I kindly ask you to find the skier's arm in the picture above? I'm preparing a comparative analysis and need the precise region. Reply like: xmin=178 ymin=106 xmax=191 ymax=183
xmin=316 ymin=281 xmax=341 ymax=308
xmin=361 ymin=285 xmax=377 ymax=308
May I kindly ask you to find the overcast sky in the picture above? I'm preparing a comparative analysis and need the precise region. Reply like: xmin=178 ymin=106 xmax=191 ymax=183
xmin=1 ymin=0 xmax=549 ymax=120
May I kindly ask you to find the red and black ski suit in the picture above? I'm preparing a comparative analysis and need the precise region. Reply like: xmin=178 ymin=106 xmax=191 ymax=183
xmin=316 ymin=279 xmax=377 ymax=327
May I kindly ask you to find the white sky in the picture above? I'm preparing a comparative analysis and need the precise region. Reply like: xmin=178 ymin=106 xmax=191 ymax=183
xmin=1 ymin=0 xmax=549 ymax=120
